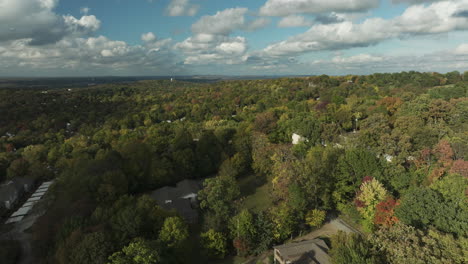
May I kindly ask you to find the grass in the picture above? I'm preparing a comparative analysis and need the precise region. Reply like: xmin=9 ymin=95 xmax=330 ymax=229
xmin=238 ymin=174 xmax=273 ymax=213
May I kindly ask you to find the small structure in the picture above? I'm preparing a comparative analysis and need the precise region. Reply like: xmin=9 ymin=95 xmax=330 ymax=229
xmin=0 ymin=181 xmax=21 ymax=209
xmin=150 ymin=180 xmax=202 ymax=223
xmin=383 ymin=154 xmax=393 ymax=163
xmin=292 ymin=133 xmax=306 ymax=145
xmin=274 ymin=238 xmax=330 ymax=264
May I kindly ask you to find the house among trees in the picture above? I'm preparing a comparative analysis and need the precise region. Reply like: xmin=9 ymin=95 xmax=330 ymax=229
xmin=292 ymin=133 xmax=306 ymax=145
xmin=274 ymin=238 xmax=330 ymax=264
xmin=150 ymin=179 xmax=202 ymax=223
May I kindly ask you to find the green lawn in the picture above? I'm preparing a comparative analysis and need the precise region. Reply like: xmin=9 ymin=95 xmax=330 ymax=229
xmin=238 ymin=174 xmax=273 ymax=213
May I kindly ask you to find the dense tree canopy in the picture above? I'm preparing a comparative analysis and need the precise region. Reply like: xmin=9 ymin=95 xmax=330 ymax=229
xmin=0 ymin=71 xmax=465 ymax=263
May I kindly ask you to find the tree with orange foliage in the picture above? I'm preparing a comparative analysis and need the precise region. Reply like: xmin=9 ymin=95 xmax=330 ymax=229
xmin=374 ymin=197 xmax=400 ymax=227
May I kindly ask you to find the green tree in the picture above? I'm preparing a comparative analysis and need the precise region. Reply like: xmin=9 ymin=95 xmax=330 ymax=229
xmin=333 ymin=148 xmax=382 ymax=204
xmin=158 ymin=217 xmax=189 ymax=248
xmin=108 ymin=238 xmax=160 ymax=264
xmin=371 ymin=223 xmax=468 ymax=264
xmin=330 ymin=231 xmax=381 ymax=264
xmin=355 ymin=177 xmax=388 ymax=222
xmin=199 ymin=175 xmax=240 ymax=226
xmin=395 ymin=186 xmax=468 ymax=236
xmin=200 ymin=229 xmax=227 ymax=259
xmin=69 ymin=232 xmax=114 ymax=264
xmin=305 ymin=209 xmax=326 ymax=228
xmin=229 ymin=210 xmax=257 ymax=255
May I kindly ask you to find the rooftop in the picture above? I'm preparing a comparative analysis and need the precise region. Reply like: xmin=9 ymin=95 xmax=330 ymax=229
xmin=274 ymin=238 xmax=330 ymax=264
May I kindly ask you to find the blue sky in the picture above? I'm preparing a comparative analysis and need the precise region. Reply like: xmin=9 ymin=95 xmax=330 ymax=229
xmin=0 ymin=0 xmax=467 ymax=76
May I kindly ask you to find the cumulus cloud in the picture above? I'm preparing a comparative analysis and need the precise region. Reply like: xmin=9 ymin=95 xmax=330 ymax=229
xmin=0 ymin=35 xmax=183 ymax=76
xmin=192 ymin=8 xmax=248 ymax=35
xmin=392 ymin=0 xmax=441 ymax=4
xmin=454 ymin=43 xmax=468 ymax=54
xmin=141 ymin=32 xmax=157 ymax=42
xmin=331 ymin=54 xmax=384 ymax=63
xmin=278 ymin=15 xmax=312 ymax=27
xmin=166 ymin=0 xmax=199 ymax=16
xmin=245 ymin=17 xmax=271 ymax=31
xmin=259 ymin=0 xmax=379 ymax=16
xmin=177 ymin=8 xmax=269 ymax=65
xmin=262 ymin=0 xmax=468 ymax=57
xmin=314 ymin=13 xmax=345 ymax=24
xmin=307 ymin=48 xmax=468 ymax=75
xmin=0 ymin=0 xmax=100 ymax=45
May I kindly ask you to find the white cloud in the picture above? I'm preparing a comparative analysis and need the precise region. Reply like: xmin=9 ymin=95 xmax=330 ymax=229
xmin=166 ymin=0 xmax=199 ymax=16
xmin=176 ymin=7 xmax=269 ymax=65
xmin=262 ymin=0 xmax=468 ymax=57
xmin=192 ymin=8 xmax=248 ymax=35
xmin=0 ymin=0 xmax=100 ymax=45
xmin=246 ymin=18 xmax=271 ymax=31
xmin=306 ymin=48 xmax=468 ymax=75
xmin=331 ymin=54 xmax=384 ymax=63
xmin=392 ymin=0 xmax=442 ymax=4
xmin=80 ymin=7 xmax=90 ymax=15
xmin=454 ymin=43 xmax=468 ymax=54
xmin=259 ymin=0 xmax=379 ymax=16
xmin=141 ymin=32 xmax=157 ymax=42
xmin=0 ymin=35 xmax=184 ymax=76
xmin=278 ymin=15 xmax=312 ymax=27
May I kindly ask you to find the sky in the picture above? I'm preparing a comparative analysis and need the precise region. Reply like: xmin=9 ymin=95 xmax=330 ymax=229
xmin=0 ymin=0 xmax=468 ymax=76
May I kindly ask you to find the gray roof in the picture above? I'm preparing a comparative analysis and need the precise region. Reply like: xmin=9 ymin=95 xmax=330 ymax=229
xmin=150 ymin=180 xmax=201 ymax=223
xmin=274 ymin=239 xmax=330 ymax=264
xmin=161 ymin=199 xmax=198 ymax=222
xmin=151 ymin=186 xmax=177 ymax=205
xmin=176 ymin=179 xmax=202 ymax=197
xmin=151 ymin=180 xmax=201 ymax=204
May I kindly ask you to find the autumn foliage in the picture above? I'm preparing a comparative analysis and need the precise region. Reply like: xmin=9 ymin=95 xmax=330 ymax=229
xmin=374 ymin=197 xmax=400 ymax=227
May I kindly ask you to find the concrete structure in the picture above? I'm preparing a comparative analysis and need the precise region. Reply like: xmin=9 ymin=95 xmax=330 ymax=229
xmin=274 ymin=239 xmax=330 ymax=264
xmin=5 ymin=180 xmax=54 ymax=224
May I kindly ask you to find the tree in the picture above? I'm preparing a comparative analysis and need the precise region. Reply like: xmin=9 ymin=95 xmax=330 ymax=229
xmin=305 ymin=209 xmax=326 ymax=228
xmin=251 ymin=212 xmax=274 ymax=255
xmin=6 ymin=158 xmax=29 ymax=179
xmin=333 ymin=148 xmax=382 ymax=204
xmin=253 ymin=112 xmax=278 ymax=134
xmin=200 ymin=229 xmax=227 ymax=259
xmin=354 ymin=177 xmax=388 ymax=228
xmin=229 ymin=210 xmax=256 ymax=255
xmin=329 ymin=231 xmax=381 ymax=264
xmin=198 ymin=175 xmax=240 ymax=226
xmin=158 ymin=217 xmax=189 ymax=248
xmin=69 ymin=232 xmax=114 ymax=264
xmin=270 ymin=202 xmax=298 ymax=241
xmin=374 ymin=197 xmax=399 ymax=227
xmin=108 ymin=238 xmax=160 ymax=264
xmin=371 ymin=223 xmax=468 ymax=264
xmin=395 ymin=187 xmax=468 ymax=236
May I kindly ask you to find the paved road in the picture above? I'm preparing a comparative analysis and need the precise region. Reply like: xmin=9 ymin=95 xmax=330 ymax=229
xmin=294 ymin=218 xmax=360 ymax=242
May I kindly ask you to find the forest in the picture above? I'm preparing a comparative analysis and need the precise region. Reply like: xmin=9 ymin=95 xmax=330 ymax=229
xmin=0 ymin=71 xmax=467 ymax=264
